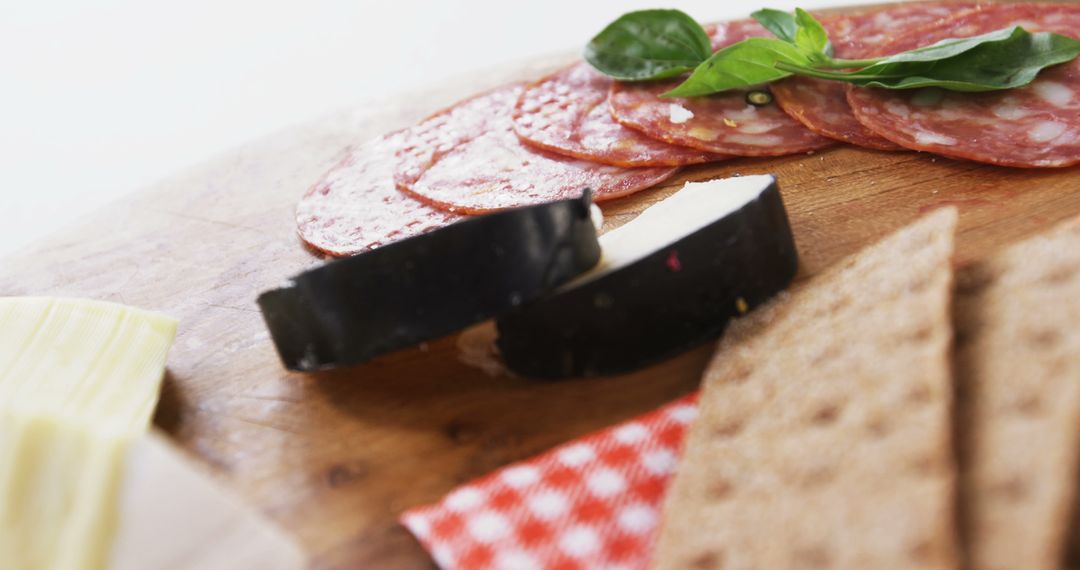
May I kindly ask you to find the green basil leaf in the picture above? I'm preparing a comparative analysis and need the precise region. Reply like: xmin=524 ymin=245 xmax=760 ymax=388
xmin=751 ymin=9 xmax=798 ymax=44
xmin=752 ymin=8 xmax=832 ymax=61
xmin=865 ymin=26 xmax=1024 ymax=65
xmin=661 ymin=37 xmax=812 ymax=97
xmin=585 ymin=7 xmax=1080 ymax=97
xmin=795 ymin=27 xmax=1080 ymax=91
xmin=585 ymin=9 xmax=713 ymax=81
xmin=794 ymin=8 xmax=831 ymax=58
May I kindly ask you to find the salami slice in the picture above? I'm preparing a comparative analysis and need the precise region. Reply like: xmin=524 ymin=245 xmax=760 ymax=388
xmin=513 ymin=62 xmax=724 ymax=167
xmin=396 ymin=83 xmax=678 ymax=214
xmin=772 ymin=4 xmax=976 ymax=151
xmin=608 ymin=20 xmax=833 ymax=157
xmin=703 ymin=19 xmax=769 ymax=50
xmin=825 ymin=2 xmax=979 ymax=60
xmin=847 ymin=3 xmax=1080 ymax=168
xmin=772 ymin=77 xmax=900 ymax=150
xmin=296 ymin=131 xmax=464 ymax=256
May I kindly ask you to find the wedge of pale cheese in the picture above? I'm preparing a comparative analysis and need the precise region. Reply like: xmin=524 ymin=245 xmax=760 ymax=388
xmin=0 ymin=297 xmax=304 ymax=569
xmin=0 ymin=298 xmax=178 ymax=431
xmin=0 ymin=298 xmax=176 ymax=570
xmin=0 ymin=413 xmax=129 ymax=570
xmin=0 ymin=414 xmax=306 ymax=570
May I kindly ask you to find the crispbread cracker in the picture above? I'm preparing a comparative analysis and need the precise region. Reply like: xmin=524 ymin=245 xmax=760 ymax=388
xmin=955 ymin=216 xmax=1080 ymax=570
xmin=653 ymin=208 xmax=959 ymax=570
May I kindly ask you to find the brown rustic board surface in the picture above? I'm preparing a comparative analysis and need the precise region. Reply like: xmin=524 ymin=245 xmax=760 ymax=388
xmin=3 ymin=6 xmax=1080 ymax=567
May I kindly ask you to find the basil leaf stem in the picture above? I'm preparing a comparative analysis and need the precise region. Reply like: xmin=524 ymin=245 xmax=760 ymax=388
xmin=813 ymin=58 xmax=884 ymax=69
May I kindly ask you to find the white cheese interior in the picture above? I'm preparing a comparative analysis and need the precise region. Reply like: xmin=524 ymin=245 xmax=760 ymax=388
xmin=0 ymin=298 xmax=177 ymax=570
xmin=0 ymin=298 xmax=177 ymax=431
xmin=573 ymin=174 xmax=774 ymax=286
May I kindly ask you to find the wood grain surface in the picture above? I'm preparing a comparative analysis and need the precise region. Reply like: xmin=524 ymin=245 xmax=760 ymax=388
xmin=3 ymin=7 xmax=1080 ymax=567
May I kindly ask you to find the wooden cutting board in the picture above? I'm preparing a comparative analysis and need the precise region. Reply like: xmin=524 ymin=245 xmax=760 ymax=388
xmin=3 ymin=11 xmax=1080 ymax=567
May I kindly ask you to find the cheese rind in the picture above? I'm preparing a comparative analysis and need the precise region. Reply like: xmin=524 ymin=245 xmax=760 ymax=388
xmin=497 ymin=174 xmax=798 ymax=378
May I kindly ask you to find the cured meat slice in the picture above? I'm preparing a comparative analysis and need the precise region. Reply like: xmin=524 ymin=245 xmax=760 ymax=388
xmin=513 ymin=62 xmax=724 ymax=167
xmin=847 ymin=3 xmax=1080 ymax=168
xmin=703 ymin=19 xmax=769 ymax=50
xmin=770 ymin=11 xmax=901 ymax=151
xmin=772 ymin=77 xmax=900 ymax=150
xmin=608 ymin=20 xmax=833 ymax=157
xmin=875 ymin=3 xmax=1080 ymax=65
xmin=609 ymin=81 xmax=834 ymax=157
xmin=396 ymin=83 xmax=678 ymax=214
xmin=772 ymin=4 xmax=976 ymax=151
xmin=825 ymin=2 xmax=979 ymax=60
xmin=296 ymin=131 xmax=464 ymax=256
xmin=394 ymin=87 xmax=505 ymax=193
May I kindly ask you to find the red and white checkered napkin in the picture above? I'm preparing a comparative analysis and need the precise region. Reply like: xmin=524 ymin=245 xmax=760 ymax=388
xmin=400 ymin=393 xmax=699 ymax=570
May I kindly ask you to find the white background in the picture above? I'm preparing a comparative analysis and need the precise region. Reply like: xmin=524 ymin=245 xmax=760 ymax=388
xmin=1 ymin=0 xmax=868 ymax=258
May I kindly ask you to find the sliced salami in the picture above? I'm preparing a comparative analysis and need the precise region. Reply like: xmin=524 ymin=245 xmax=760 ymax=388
xmin=396 ymin=83 xmax=678 ymax=214
xmin=772 ymin=4 xmax=976 ymax=151
xmin=608 ymin=20 xmax=833 ymax=157
xmin=296 ymin=132 xmax=464 ymax=256
xmin=513 ymin=62 xmax=724 ymax=167
xmin=703 ymin=19 xmax=769 ymax=50
xmin=825 ymin=2 xmax=979 ymax=60
xmin=772 ymin=77 xmax=900 ymax=150
xmin=847 ymin=3 xmax=1080 ymax=168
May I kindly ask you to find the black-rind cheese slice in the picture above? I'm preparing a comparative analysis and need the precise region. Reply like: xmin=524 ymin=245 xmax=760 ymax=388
xmin=495 ymin=175 xmax=797 ymax=379
xmin=259 ymin=192 xmax=601 ymax=371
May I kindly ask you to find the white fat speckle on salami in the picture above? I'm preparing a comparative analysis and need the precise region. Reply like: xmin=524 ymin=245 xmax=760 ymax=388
xmin=512 ymin=62 xmax=724 ymax=166
xmin=396 ymin=83 xmax=678 ymax=214
xmin=992 ymin=101 xmax=1031 ymax=120
xmin=1032 ymin=81 xmax=1074 ymax=107
xmin=1030 ymin=121 xmax=1069 ymax=143
xmin=295 ymin=131 xmax=464 ymax=256
xmin=668 ymin=104 xmax=694 ymax=124
xmin=915 ymin=131 xmax=959 ymax=146
xmin=772 ymin=4 xmax=975 ymax=151
xmin=608 ymin=20 xmax=832 ymax=157
xmin=848 ymin=3 xmax=1080 ymax=168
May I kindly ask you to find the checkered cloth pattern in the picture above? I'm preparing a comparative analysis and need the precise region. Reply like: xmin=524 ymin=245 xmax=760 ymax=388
xmin=400 ymin=393 xmax=699 ymax=570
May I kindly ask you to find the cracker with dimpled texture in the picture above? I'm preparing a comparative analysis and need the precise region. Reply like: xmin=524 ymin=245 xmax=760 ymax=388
xmin=654 ymin=208 xmax=959 ymax=570
xmin=955 ymin=215 xmax=1080 ymax=570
